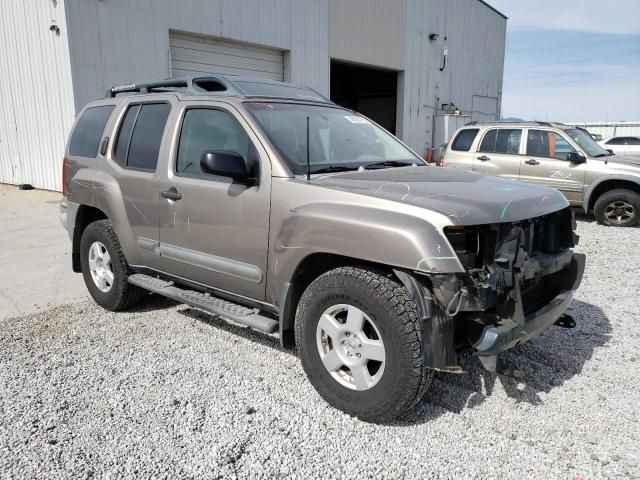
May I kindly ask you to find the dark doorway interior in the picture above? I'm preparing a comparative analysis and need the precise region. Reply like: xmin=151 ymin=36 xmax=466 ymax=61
xmin=330 ymin=61 xmax=398 ymax=134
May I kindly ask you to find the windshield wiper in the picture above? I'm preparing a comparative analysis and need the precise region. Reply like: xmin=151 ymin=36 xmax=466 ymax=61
xmin=364 ymin=160 xmax=418 ymax=169
xmin=593 ymin=153 xmax=608 ymax=158
xmin=310 ymin=165 xmax=359 ymax=174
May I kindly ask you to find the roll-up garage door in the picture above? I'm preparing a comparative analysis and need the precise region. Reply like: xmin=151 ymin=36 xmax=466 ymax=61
xmin=169 ymin=31 xmax=284 ymax=81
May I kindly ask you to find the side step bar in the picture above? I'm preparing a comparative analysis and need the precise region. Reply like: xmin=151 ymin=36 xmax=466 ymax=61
xmin=128 ymin=273 xmax=278 ymax=334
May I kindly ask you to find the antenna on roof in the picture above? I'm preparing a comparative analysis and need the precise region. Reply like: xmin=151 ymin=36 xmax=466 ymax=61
xmin=306 ymin=116 xmax=311 ymax=181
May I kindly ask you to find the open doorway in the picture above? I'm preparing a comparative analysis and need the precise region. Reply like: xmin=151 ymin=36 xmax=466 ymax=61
xmin=330 ymin=61 xmax=399 ymax=134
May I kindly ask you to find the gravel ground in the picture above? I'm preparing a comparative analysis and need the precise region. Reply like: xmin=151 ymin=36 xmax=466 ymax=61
xmin=1 ymin=218 xmax=639 ymax=479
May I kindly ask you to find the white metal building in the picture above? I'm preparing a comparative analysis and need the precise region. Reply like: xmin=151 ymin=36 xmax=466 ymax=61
xmin=0 ymin=0 xmax=506 ymax=191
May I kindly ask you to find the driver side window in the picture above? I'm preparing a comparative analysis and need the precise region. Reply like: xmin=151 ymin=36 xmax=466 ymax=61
xmin=176 ymin=108 xmax=251 ymax=177
xmin=526 ymin=130 xmax=577 ymax=161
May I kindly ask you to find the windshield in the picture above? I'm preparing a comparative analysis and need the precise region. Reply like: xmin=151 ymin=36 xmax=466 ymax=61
xmin=245 ymin=102 xmax=423 ymax=174
xmin=565 ymin=128 xmax=608 ymax=157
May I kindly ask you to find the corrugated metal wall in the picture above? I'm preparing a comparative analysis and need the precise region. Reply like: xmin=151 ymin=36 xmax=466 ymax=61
xmin=0 ymin=0 xmax=503 ymax=191
xmin=401 ymin=0 xmax=506 ymax=155
xmin=330 ymin=0 xmax=406 ymax=70
xmin=64 ymin=0 xmax=330 ymax=112
xmin=0 ymin=0 xmax=76 ymax=191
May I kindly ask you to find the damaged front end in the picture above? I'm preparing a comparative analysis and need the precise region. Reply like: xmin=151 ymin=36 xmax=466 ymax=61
xmin=400 ymin=207 xmax=586 ymax=373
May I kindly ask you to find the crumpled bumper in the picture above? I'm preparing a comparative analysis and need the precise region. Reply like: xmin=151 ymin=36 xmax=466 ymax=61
xmin=474 ymin=252 xmax=585 ymax=358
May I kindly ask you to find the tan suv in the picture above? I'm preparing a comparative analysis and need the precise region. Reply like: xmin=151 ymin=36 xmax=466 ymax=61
xmin=442 ymin=121 xmax=640 ymax=227
xmin=61 ymin=77 xmax=584 ymax=422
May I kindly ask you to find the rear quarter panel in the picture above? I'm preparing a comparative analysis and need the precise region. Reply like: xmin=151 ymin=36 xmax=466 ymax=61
xmin=443 ymin=128 xmax=480 ymax=170
xmin=64 ymin=100 xmax=119 ymax=207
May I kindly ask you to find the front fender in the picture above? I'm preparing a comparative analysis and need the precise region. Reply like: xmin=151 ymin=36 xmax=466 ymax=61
xmin=266 ymin=201 xmax=464 ymax=304
xmin=583 ymin=174 xmax=640 ymax=212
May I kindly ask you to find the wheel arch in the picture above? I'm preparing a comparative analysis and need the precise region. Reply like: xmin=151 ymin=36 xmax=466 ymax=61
xmin=278 ymin=252 xmax=399 ymax=349
xmin=584 ymin=176 xmax=640 ymax=212
xmin=72 ymin=205 xmax=108 ymax=272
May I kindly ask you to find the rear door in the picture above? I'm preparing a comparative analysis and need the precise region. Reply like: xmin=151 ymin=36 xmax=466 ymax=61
xmin=97 ymin=99 xmax=173 ymax=270
xmin=472 ymin=128 xmax=523 ymax=179
xmin=519 ymin=128 xmax=586 ymax=205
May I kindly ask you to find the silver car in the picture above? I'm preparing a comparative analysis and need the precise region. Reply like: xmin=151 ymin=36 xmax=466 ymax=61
xmin=441 ymin=121 xmax=640 ymax=227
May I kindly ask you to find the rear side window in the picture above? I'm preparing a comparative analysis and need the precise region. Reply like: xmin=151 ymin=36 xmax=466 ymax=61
xmin=479 ymin=129 xmax=522 ymax=155
xmin=451 ymin=129 xmax=479 ymax=151
xmin=68 ymin=105 xmax=114 ymax=157
xmin=627 ymin=137 xmax=640 ymax=145
xmin=113 ymin=103 xmax=171 ymax=171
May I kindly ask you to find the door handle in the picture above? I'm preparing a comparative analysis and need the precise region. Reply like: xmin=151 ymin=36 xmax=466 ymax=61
xmin=160 ymin=188 xmax=182 ymax=201
xmin=525 ymin=159 xmax=540 ymax=166
xmin=99 ymin=136 xmax=109 ymax=156
xmin=477 ymin=155 xmax=490 ymax=161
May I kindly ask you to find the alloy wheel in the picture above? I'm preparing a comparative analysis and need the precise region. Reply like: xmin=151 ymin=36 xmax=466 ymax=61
xmin=604 ymin=200 xmax=636 ymax=225
xmin=88 ymin=241 xmax=114 ymax=293
xmin=316 ymin=304 xmax=386 ymax=391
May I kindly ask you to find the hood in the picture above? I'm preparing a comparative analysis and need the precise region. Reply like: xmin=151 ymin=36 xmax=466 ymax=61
xmin=601 ymin=154 xmax=640 ymax=168
xmin=311 ymin=166 xmax=569 ymax=225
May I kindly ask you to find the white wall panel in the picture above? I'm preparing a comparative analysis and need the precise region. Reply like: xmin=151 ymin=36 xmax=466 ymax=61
xmin=0 ymin=0 xmax=76 ymax=191
xmin=65 ymin=0 xmax=330 ymax=110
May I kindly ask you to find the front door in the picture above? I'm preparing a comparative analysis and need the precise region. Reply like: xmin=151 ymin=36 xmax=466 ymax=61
xmin=472 ymin=128 xmax=523 ymax=180
xmin=157 ymin=104 xmax=271 ymax=301
xmin=519 ymin=129 xmax=586 ymax=205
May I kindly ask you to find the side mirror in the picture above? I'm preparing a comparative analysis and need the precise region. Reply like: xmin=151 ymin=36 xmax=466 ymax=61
xmin=606 ymin=149 xmax=615 ymax=155
xmin=200 ymin=150 xmax=250 ymax=182
xmin=567 ymin=152 xmax=586 ymax=164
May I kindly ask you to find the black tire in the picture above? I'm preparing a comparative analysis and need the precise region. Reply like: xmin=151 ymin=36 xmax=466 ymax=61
xmin=294 ymin=266 xmax=433 ymax=423
xmin=594 ymin=189 xmax=640 ymax=227
xmin=79 ymin=219 xmax=145 ymax=311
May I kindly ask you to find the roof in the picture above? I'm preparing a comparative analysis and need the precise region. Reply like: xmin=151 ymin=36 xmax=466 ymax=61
xmin=104 ymin=75 xmax=333 ymax=104
xmin=464 ymin=120 xmax=573 ymax=129
xmin=476 ymin=0 xmax=508 ymax=19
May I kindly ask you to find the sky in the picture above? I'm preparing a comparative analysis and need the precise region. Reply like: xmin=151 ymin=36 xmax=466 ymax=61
xmin=486 ymin=0 xmax=640 ymax=122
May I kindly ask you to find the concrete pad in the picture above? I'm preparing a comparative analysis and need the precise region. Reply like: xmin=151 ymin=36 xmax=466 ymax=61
xmin=0 ymin=184 xmax=88 ymax=319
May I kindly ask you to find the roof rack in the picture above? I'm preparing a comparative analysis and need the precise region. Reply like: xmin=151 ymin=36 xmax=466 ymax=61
xmin=464 ymin=120 xmax=563 ymax=127
xmin=104 ymin=75 xmax=332 ymax=103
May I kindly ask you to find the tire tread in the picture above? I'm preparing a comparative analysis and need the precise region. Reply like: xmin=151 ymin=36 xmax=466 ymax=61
xmin=80 ymin=220 xmax=145 ymax=311
xmin=295 ymin=266 xmax=433 ymax=422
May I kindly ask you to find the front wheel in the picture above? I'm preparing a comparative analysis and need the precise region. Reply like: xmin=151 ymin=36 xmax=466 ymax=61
xmin=594 ymin=189 xmax=639 ymax=227
xmin=79 ymin=219 xmax=145 ymax=311
xmin=294 ymin=266 xmax=433 ymax=423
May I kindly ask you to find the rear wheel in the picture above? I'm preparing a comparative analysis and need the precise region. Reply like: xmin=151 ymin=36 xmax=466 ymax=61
xmin=594 ymin=189 xmax=639 ymax=227
xmin=295 ymin=266 xmax=433 ymax=423
xmin=80 ymin=220 xmax=145 ymax=311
